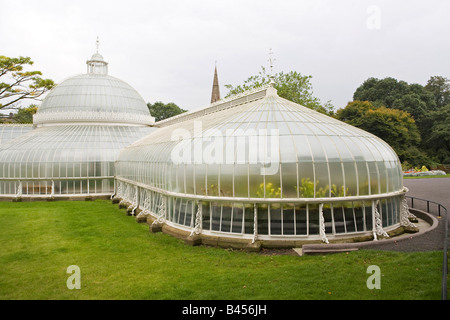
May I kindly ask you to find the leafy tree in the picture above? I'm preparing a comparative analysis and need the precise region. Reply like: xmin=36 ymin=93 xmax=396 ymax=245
xmin=424 ymin=76 xmax=450 ymax=108
xmin=225 ymin=67 xmax=334 ymax=114
xmin=335 ymin=101 xmax=428 ymax=165
xmin=352 ymin=77 xmax=443 ymax=164
xmin=420 ymin=104 xmax=450 ymax=163
xmin=13 ymin=104 xmax=38 ymax=123
xmin=147 ymin=101 xmax=187 ymax=122
xmin=352 ymin=77 xmax=436 ymax=125
xmin=0 ymin=56 xmax=55 ymax=109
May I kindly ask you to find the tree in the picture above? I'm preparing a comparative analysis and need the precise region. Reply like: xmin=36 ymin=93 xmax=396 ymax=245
xmin=147 ymin=101 xmax=187 ymax=122
xmin=352 ymin=77 xmax=436 ymax=124
xmin=420 ymin=104 xmax=450 ymax=163
xmin=13 ymin=104 xmax=38 ymax=123
xmin=335 ymin=101 xmax=428 ymax=165
xmin=225 ymin=67 xmax=334 ymax=114
xmin=0 ymin=56 xmax=55 ymax=109
xmin=424 ymin=76 xmax=450 ymax=109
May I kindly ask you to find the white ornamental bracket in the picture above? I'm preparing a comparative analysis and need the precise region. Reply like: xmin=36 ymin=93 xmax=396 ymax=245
xmin=319 ymin=203 xmax=329 ymax=244
xmin=372 ymin=200 xmax=389 ymax=240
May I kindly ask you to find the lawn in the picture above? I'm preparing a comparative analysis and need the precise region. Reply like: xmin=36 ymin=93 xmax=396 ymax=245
xmin=0 ymin=200 xmax=445 ymax=300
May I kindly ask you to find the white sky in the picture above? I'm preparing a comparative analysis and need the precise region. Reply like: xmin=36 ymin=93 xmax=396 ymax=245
xmin=2 ymin=0 xmax=449 ymax=112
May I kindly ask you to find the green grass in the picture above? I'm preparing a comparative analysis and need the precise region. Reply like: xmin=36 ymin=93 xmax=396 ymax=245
xmin=0 ymin=200 xmax=446 ymax=300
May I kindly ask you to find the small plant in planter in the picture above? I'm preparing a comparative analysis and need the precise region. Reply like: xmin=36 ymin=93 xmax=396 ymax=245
xmin=330 ymin=184 xmax=350 ymax=197
xmin=295 ymin=178 xmax=328 ymax=198
xmin=199 ymin=184 xmax=231 ymax=197
xmin=255 ymin=182 xmax=281 ymax=198
xmin=255 ymin=182 xmax=281 ymax=210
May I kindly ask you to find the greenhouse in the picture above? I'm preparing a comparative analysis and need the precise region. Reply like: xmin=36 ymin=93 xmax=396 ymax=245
xmin=0 ymin=51 xmax=155 ymax=198
xmin=115 ymin=84 xmax=412 ymax=248
xmin=0 ymin=46 xmax=415 ymax=247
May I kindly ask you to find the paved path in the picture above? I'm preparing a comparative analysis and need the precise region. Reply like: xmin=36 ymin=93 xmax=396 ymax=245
xmin=363 ymin=177 xmax=449 ymax=252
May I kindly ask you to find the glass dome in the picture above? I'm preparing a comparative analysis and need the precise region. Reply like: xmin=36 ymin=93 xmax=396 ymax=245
xmin=115 ymin=85 xmax=409 ymax=246
xmin=0 ymin=50 xmax=156 ymax=198
xmin=33 ymin=53 xmax=154 ymax=126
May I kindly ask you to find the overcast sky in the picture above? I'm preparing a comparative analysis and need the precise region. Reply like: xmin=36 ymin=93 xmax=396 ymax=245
xmin=2 ymin=0 xmax=450 ymax=112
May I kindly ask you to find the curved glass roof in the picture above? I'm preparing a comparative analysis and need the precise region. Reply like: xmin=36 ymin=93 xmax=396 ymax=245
xmin=34 ymin=52 xmax=154 ymax=126
xmin=0 ymin=125 xmax=155 ymax=180
xmin=116 ymin=85 xmax=403 ymax=200
xmin=0 ymin=124 xmax=33 ymax=145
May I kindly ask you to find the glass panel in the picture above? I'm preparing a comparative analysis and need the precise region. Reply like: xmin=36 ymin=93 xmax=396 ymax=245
xmin=279 ymin=136 xmax=297 ymax=163
xmin=307 ymin=136 xmax=326 ymax=162
xmin=344 ymin=205 xmax=356 ymax=232
xmin=206 ymin=167 xmax=219 ymax=197
xmin=342 ymin=162 xmax=357 ymax=197
xmin=377 ymin=161 xmax=388 ymax=194
xmin=211 ymin=202 xmax=221 ymax=231
xmin=184 ymin=166 xmax=195 ymax=195
xmin=367 ymin=162 xmax=379 ymax=195
xmin=220 ymin=203 xmax=232 ymax=233
xmin=313 ymin=162 xmax=330 ymax=197
xmin=201 ymin=202 xmax=211 ymax=231
xmin=322 ymin=204 xmax=333 ymax=234
xmin=270 ymin=204 xmax=282 ymax=235
xmin=248 ymin=165 xmax=263 ymax=198
xmin=281 ymin=163 xmax=297 ymax=198
xmin=353 ymin=201 xmax=366 ymax=232
xmin=282 ymin=204 xmax=295 ymax=235
xmin=231 ymin=203 xmax=244 ymax=233
xmin=178 ymin=199 xmax=187 ymax=225
xmin=233 ymin=164 xmax=248 ymax=198
xmin=257 ymin=205 xmax=269 ymax=235
xmin=356 ymin=162 xmax=369 ymax=196
xmin=294 ymin=135 xmax=313 ymax=161
xmin=328 ymin=162 xmax=344 ymax=197
xmin=333 ymin=204 xmax=346 ymax=234
xmin=308 ymin=204 xmax=320 ymax=235
xmin=297 ymin=162 xmax=314 ymax=198
xmin=295 ymin=204 xmax=307 ymax=235
xmin=244 ymin=204 xmax=254 ymax=234
xmin=219 ymin=164 xmax=234 ymax=198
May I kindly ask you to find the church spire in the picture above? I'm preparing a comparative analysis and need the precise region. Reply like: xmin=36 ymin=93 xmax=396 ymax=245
xmin=210 ymin=62 xmax=221 ymax=104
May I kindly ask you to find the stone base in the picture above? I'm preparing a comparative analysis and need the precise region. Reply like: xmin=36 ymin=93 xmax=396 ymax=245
xmin=184 ymin=235 xmax=202 ymax=246
xmin=150 ymin=222 xmax=163 ymax=233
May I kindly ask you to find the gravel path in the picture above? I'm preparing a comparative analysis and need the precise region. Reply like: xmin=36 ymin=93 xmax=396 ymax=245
xmin=363 ymin=177 xmax=449 ymax=252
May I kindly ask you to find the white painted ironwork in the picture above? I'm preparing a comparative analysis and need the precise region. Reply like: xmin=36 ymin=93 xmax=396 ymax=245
xmin=319 ymin=203 xmax=329 ymax=243
xmin=16 ymin=181 xmax=22 ymax=198
xmin=137 ymin=189 xmax=152 ymax=218
xmin=400 ymin=187 xmax=417 ymax=227
xmin=34 ymin=111 xmax=154 ymax=126
xmin=51 ymin=180 xmax=55 ymax=197
xmin=152 ymin=196 xmax=167 ymax=225
xmin=372 ymin=200 xmax=389 ymax=240
xmin=252 ymin=204 xmax=258 ymax=244
xmin=190 ymin=201 xmax=203 ymax=236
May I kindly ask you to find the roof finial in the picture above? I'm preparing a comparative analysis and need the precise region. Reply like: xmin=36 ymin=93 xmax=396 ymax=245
xmin=96 ymin=36 xmax=100 ymax=53
xmin=268 ymin=48 xmax=276 ymax=85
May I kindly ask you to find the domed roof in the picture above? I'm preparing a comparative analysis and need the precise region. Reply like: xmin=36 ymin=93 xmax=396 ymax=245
xmin=90 ymin=52 xmax=104 ymax=61
xmin=33 ymin=52 xmax=154 ymax=126
xmin=116 ymin=85 xmax=403 ymax=199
